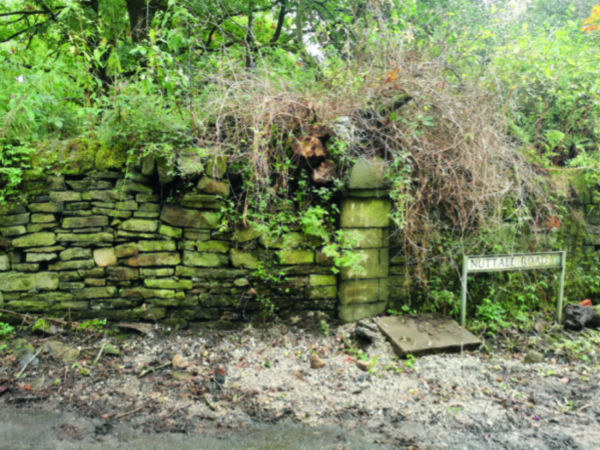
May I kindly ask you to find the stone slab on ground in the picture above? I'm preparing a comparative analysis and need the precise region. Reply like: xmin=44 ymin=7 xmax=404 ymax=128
xmin=377 ymin=313 xmax=481 ymax=357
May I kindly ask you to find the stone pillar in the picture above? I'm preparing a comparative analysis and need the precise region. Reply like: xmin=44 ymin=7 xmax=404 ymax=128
xmin=338 ymin=157 xmax=391 ymax=323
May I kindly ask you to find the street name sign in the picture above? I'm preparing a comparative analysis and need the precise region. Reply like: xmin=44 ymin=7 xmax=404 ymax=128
xmin=461 ymin=251 xmax=566 ymax=326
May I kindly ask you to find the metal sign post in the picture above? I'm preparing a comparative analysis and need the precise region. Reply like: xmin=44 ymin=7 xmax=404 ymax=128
xmin=461 ymin=251 xmax=566 ymax=327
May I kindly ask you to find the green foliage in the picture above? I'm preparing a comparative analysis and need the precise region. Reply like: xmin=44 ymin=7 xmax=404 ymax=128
xmin=75 ymin=319 xmax=107 ymax=332
xmin=0 ymin=314 xmax=14 ymax=340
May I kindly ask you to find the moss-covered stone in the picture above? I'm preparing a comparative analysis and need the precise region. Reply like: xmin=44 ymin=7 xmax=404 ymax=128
xmin=158 ymin=224 xmax=182 ymax=239
xmin=234 ymin=227 xmax=262 ymax=242
xmin=114 ymin=242 xmax=138 ymax=258
xmin=115 ymin=179 xmax=153 ymax=193
xmin=106 ymin=266 xmax=139 ymax=281
xmin=115 ymin=200 xmax=138 ymax=211
xmin=175 ymin=266 xmax=244 ymax=278
xmin=180 ymin=193 xmax=221 ymax=209
xmin=340 ymin=228 xmax=384 ymax=248
xmin=278 ymin=249 xmax=314 ymax=265
xmin=309 ymin=285 xmax=337 ymax=299
xmin=194 ymin=240 xmax=229 ymax=253
xmin=28 ymin=202 xmax=63 ymax=213
xmin=95 ymin=142 xmax=128 ymax=171
xmin=12 ymin=263 xmax=39 ymax=272
xmin=197 ymin=177 xmax=230 ymax=197
xmin=144 ymin=279 xmax=193 ymax=290
xmin=309 ymin=274 xmax=336 ymax=286
xmin=159 ymin=205 xmax=221 ymax=229
xmin=49 ymin=191 xmax=82 ymax=202
xmin=120 ymin=287 xmax=176 ymax=299
xmin=62 ymin=216 xmax=109 ymax=228
xmin=56 ymin=232 xmax=114 ymax=243
xmin=183 ymin=251 xmax=225 ymax=267
xmin=12 ymin=232 xmax=56 ymax=247
xmin=25 ymin=253 xmax=58 ymax=263
xmin=260 ymin=232 xmax=305 ymax=249
xmin=73 ymin=286 xmax=117 ymax=300
xmin=82 ymin=190 xmax=132 ymax=202
xmin=48 ymin=259 xmax=95 ymax=271
xmin=230 ymin=249 xmax=260 ymax=269
xmin=0 ymin=254 xmax=10 ymax=271
xmin=338 ymin=279 xmax=384 ymax=305
xmin=137 ymin=240 xmax=176 ymax=252
xmin=340 ymin=248 xmax=388 ymax=280
xmin=0 ymin=271 xmax=59 ymax=292
xmin=27 ymin=222 xmax=59 ymax=233
xmin=347 ymin=157 xmax=388 ymax=190
xmin=124 ymin=252 xmax=181 ymax=267
xmin=1 ymin=226 xmax=27 ymax=237
xmin=131 ymin=307 xmax=167 ymax=320
xmin=205 ymin=156 xmax=227 ymax=179
xmin=340 ymin=198 xmax=391 ymax=228
xmin=60 ymin=248 xmax=92 ymax=261
xmin=121 ymin=218 xmax=158 ymax=233
xmin=140 ymin=268 xmax=173 ymax=277
xmin=1 ymin=213 xmax=30 ymax=226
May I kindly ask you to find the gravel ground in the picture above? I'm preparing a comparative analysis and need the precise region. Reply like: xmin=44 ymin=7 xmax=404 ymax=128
xmin=1 ymin=314 xmax=599 ymax=449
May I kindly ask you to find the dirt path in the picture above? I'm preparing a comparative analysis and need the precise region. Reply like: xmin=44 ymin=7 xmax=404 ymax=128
xmin=1 ymin=316 xmax=599 ymax=449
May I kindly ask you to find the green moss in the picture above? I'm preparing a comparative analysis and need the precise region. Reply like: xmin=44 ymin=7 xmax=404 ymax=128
xmin=26 ymin=139 xmax=131 ymax=179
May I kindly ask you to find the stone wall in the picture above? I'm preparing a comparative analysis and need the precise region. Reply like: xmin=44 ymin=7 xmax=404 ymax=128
xmin=0 ymin=161 xmax=347 ymax=327
xmin=0 ymin=142 xmax=408 ymax=326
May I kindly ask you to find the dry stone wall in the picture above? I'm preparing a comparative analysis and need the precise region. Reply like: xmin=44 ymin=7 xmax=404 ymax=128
xmin=0 ymin=167 xmax=341 ymax=327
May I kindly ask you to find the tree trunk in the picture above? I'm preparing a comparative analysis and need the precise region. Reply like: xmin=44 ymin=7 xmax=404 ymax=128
xmin=125 ymin=0 xmax=162 ymax=43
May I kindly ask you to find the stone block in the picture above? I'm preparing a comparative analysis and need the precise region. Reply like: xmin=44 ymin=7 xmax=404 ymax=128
xmin=26 ymin=253 xmax=58 ymax=263
xmin=196 ymin=177 xmax=229 ymax=197
xmin=340 ymin=198 xmax=391 ymax=228
xmin=0 ymin=254 xmax=10 ymax=271
xmin=79 ymin=268 xmax=104 ymax=278
xmin=0 ymin=271 xmax=59 ymax=292
xmin=175 ymin=266 xmax=244 ymax=279
xmin=116 ymin=231 xmax=156 ymax=240
xmin=1 ymin=213 xmax=30 ymax=226
xmin=28 ymin=202 xmax=63 ymax=213
xmin=1 ymin=226 xmax=27 ymax=237
xmin=49 ymin=259 xmax=95 ymax=271
xmin=66 ymin=179 xmax=113 ymax=191
xmin=309 ymin=274 xmax=336 ymax=286
xmin=180 ymin=193 xmax=220 ymax=209
xmin=141 ymin=155 xmax=155 ymax=176
xmin=184 ymin=229 xmax=210 ymax=241
xmin=340 ymin=228 xmax=384 ymax=248
xmin=60 ymin=247 xmax=92 ymax=260
xmin=56 ymin=232 xmax=114 ymax=243
xmin=59 ymin=271 xmax=81 ymax=282
xmin=340 ymin=248 xmax=389 ymax=280
xmin=136 ymin=193 xmax=159 ymax=202
xmin=114 ymin=243 xmax=138 ymax=258
xmin=338 ymin=302 xmax=387 ymax=323
xmin=346 ymin=157 xmax=388 ymax=189
xmin=106 ymin=266 xmax=140 ymax=281
xmin=81 ymin=190 xmax=132 ymax=202
xmin=124 ymin=252 xmax=181 ymax=266
xmin=139 ymin=203 xmax=160 ymax=213
xmin=140 ymin=268 xmax=174 ymax=277
xmin=230 ymin=249 xmax=260 ymax=269
xmin=120 ymin=287 xmax=176 ymax=299
xmin=347 ymin=189 xmax=389 ymax=198
xmin=12 ymin=232 xmax=56 ymax=248
xmin=121 ymin=218 xmax=158 ymax=233
xmin=92 ymin=207 xmax=132 ymax=219
xmin=135 ymin=211 xmax=158 ymax=218
xmin=11 ymin=263 xmax=39 ymax=272
xmin=309 ymin=285 xmax=337 ymax=299
xmin=115 ymin=179 xmax=153 ymax=193
xmin=73 ymin=286 xmax=118 ymax=300
xmin=27 ymin=223 xmax=58 ymax=233
xmin=159 ymin=205 xmax=221 ymax=229
xmin=260 ymin=232 xmax=305 ymax=249
xmin=138 ymin=240 xmax=177 ymax=252
xmin=234 ymin=227 xmax=262 ymax=242
xmin=144 ymin=279 xmax=193 ymax=290
xmin=0 ymin=204 xmax=25 ymax=215
xmin=278 ymin=249 xmax=314 ymax=265
xmin=49 ymin=191 xmax=82 ymax=202
xmin=93 ymin=247 xmax=117 ymax=267
xmin=183 ymin=251 xmax=225 ymax=267
xmin=62 ymin=216 xmax=109 ymax=228
xmin=194 ymin=307 xmax=220 ymax=320
xmin=90 ymin=299 xmax=139 ymax=310
xmin=205 ymin=156 xmax=227 ymax=179
xmin=194 ymin=241 xmax=230 ymax=253
xmin=85 ymin=278 xmax=106 ymax=286
xmin=115 ymin=200 xmax=138 ymax=211
xmin=158 ymin=224 xmax=182 ymax=239
xmin=338 ymin=279 xmax=387 ymax=305
xmin=59 ymin=282 xmax=86 ymax=290
xmin=65 ymin=202 xmax=91 ymax=211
